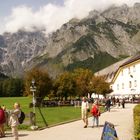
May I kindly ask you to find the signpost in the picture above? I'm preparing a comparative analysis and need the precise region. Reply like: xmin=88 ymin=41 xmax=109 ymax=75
xmin=30 ymin=79 xmax=38 ymax=130
xmin=101 ymin=121 xmax=118 ymax=140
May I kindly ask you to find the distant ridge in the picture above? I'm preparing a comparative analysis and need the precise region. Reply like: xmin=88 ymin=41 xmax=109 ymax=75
xmin=0 ymin=3 xmax=140 ymax=78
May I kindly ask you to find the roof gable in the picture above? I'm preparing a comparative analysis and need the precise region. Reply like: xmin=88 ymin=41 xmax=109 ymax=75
xmin=112 ymin=54 xmax=140 ymax=83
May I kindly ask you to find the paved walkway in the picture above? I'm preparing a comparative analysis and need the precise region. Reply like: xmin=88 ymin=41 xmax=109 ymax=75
xmin=4 ymin=104 xmax=135 ymax=140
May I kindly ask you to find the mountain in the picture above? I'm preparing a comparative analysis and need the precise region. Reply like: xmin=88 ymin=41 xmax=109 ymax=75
xmin=0 ymin=31 xmax=47 ymax=76
xmin=0 ymin=3 xmax=140 ymax=77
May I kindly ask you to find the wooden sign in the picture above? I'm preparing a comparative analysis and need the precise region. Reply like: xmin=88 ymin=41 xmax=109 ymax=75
xmin=101 ymin=121 xmax=118 ymax=140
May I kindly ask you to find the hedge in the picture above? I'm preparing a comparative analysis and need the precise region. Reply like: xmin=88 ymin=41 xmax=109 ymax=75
xmin=134 ymin=105 xmax=140 ymax=140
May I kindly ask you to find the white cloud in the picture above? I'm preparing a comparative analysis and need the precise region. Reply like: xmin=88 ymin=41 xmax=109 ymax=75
xmin=3 ymin=0 xmax=140 ymax=35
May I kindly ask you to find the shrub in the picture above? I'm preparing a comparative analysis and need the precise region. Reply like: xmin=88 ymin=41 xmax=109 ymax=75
xmin=134 ymin=105 xmax=140 ymax=140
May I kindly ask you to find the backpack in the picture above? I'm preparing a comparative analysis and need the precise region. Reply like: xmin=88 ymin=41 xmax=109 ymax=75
xmin=0 ymin=109 xmax=6 ymax=124
xmin=91 ymin=105 xmax=98 ymax=116
xmin=18 ymin=110 xmax=25 ymax=124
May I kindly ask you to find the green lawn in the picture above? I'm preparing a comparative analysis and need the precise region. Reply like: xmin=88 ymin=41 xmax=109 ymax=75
xmin=0 ymin=97 xmax=104 ymax=129
xmin=0 ymin=97 xmax=81 ymax=129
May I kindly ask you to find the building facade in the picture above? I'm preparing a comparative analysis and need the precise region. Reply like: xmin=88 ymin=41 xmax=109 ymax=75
xmin=111 ymin=55 xmax=140 ymax=96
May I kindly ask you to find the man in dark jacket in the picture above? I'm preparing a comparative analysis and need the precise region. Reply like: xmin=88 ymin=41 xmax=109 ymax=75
xmin=105 ymin=98 xmax=111 ymax=112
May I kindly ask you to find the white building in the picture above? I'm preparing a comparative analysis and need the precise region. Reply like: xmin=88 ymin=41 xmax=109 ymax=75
xmin=95 ymin=54 xmax=140 ymax=96
xmin=95 ymin=57 xmax=131 ymax=83
xmin=111 ymin=55 xmax=140 ymax=96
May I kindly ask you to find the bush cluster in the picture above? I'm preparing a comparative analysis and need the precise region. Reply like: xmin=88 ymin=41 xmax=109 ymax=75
xmin=134 ymin=105 xmax=140 ymax=140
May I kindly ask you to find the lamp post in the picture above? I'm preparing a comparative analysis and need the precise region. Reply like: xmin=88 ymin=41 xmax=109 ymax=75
xmin=30 ymin=79 xmax=38 ymax=130
xmin=31 ymin=79 xmax=36 ymax=113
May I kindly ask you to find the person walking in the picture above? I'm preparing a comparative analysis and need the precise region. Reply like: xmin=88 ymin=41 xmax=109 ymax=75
xmin=105 ymin=98 xmax=111 ymax=112
xmin=121 ymin=98 xmax=125 ymax=108
xmin=81 ymin=97 xmax=89 ymax=128
xmin=116 ymin=98 xmax=120 ymax=108
xmin=0 ymin=106 xmax=6 ymax=138
xmin=91 ymin=101 xmax=100 ymax=127
xmin=9 ymin=102 xmax=21 ymax=140
xmin=2 ymin=105 xmax=9 ymax=127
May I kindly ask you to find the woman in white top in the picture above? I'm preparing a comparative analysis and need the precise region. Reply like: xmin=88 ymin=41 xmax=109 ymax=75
xmin=9 ymin=102 xmax=21 ymax=140
xmin=81 ymin=97 xmax=89 ymax=128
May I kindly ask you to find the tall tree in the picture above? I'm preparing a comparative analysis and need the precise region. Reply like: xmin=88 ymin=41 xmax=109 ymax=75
xmin=54 ymin=72 xmax=76 ymax=100
xmin=73 ymin=68 xmax=94 ymax=97
xmin=24 ymin=68 xmax=52 ymax=100
xmin=0 ymin=78 xmax=24 ymax=97
xmin=0 ymin=81 xmax=3 ymax=97
xmin=90 ymin=76 xmax=111 ymax=97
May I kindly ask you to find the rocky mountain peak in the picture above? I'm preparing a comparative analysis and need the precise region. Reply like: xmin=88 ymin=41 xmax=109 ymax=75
xmin=134 ymin=2 xmax=140 ymax=8
xmin=0 ymin=3 xmax=140 ymax=77
xmin=102 ymin=4 xmax=129 ymax=23
xmin=88 ymin=10 xmax=101 ymax=19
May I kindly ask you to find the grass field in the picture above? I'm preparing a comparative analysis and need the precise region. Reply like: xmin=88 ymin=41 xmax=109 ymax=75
xmin=0 ymin=97 xmax=104 ymax=130
xmin=0 ymin=97 xmax=81 ymax=129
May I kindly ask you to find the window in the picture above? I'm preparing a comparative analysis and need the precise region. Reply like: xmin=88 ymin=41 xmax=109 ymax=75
xmin=128 ymin=67 xmax=131 ymax=74
xmin=134 ymin=80 xmax=137 ymax=87
xmin=129 ymin=81 xmax=132 ymax=88
xmin=133 ymin=65 xmax=136 ymax=72
xmin=122 ymin=83 xmax=124 ymax=89
xmin=121 ymin=70 xmax=123 ymax=76
xmin=130 ymin=75 xmax=133 ymax=78
xmin=117 ymin=84 xmax=119 ymax=90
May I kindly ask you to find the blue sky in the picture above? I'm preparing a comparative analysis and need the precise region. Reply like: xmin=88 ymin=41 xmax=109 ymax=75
xmin=0 ymin=0 xmax=64 ymax=17
xmin=0 ymin=0 xmax=139 ymax=35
